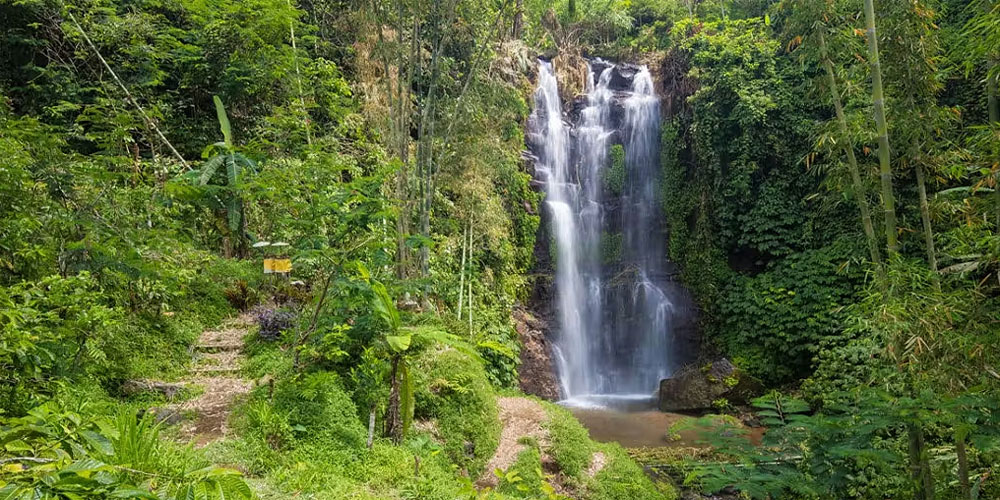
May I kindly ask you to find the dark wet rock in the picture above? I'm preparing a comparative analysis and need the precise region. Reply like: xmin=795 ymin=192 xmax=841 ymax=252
xmin=608 ymin=64 xmax=641 ymax=91
xmin=121 ymin=379 xmax=185 ymax=400
xmin=659 ymin=359 xmax=762 ymax=412
xmin=143 ymin=406 xmax=185 ymax=425
xmin=514 ymin=308 xmax=561 ymax=401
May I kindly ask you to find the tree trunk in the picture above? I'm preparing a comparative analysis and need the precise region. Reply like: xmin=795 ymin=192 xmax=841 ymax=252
xmin=908 ymin=422 xmax=935 ymax=500
xmin=819 ymin=32 xmax=884 ymax=283
xmin=367 ymin=405 xmax=376 ymax=449
xmin=957 ymin=433 xmax=971 ymax=500
xmin=863 ymin=0 xmax=899 ymax=257
xmin=921 ymin=431 xmax=935 ymax=500
xmin=385 ymin=356 xmax=403 ymax=443
xmin=908 ymin=423 xmax=926 ymax=500
xmin=457 ymin=222 xmax=467 ymax=319
xmin=512 ymin=0 xmax=523 ymax=39
xmin=369 ymin=0 xmax=411 ymax=279
xmin=914 ymin=162 xmax=940 ymax=290
xmin=987 ymin=56 xmax=998 ymax=124
xmin=414 ymin=0 xmax=459 ymax=291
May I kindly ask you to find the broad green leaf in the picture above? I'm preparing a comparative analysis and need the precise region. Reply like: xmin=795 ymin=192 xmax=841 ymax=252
xmin=80 ymin=430 xmax=113 ymax=456
xmin=386 ymin=335 xmax=411 ymax=353
xmin=213 ymin=96 xmax=233 ymax=150
xmin=109 ymin=488 xmax=158 ymax=499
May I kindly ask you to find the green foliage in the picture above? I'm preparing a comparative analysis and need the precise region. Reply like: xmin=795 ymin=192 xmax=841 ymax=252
xmin=272 ymin=371 xmax=366 ymax=448
xmin=541 ymin=404 xmax=593 ymax=479
xmin=683 ymin=388 xmax=1000 ymax=500
xmin=0 ymin=273 xmax=115 ymax=413
xmin=0 ymin=404 xmax=252 ymax=500
xmin=589 ymin=444 xmax=675 ymax=500
xmin=467 ymin=307 xmax=522 ymax=389
xmin=496 ymin=447 xmax=548 ymax=497
xmin=599 ymin=232 xmax=623 ymax=265
xmin=412 ymin=347 xmax=500 ymax=476
xmin=604 ymin=144 xmax=626 ymax=196
xmin=664 ymin=17 xmax=821 ymax=264
xmin=171 ymin=96 xmax=257 ymax=257
xmin=716 ymin=239 xmax=864 ymax=384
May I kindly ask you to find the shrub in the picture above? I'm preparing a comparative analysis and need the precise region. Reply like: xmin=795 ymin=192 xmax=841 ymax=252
xmin=542 ymin=403 xmax=593 ymax=479
xmin=497 ymin=447 xmax=547 ymax=497
xmin=272 ymin=371 xmax=366 ymax=448
xmin=588 ymin=444 xmax=675 ymax=500
xmin=0 ymin=404 xmax=252 ymax=499
xmin=412 ymin=347 xmax=500 ymax=476
xmin=224 ymin=279 xmax=259 ymax=311
xmin=0 ymin=274 xmax=122 ymax=413
xmin=254 ymin=306 xmax=297 ymax=341
xmin=604 ymin=144 xmax=626 ymax=196
xmin=715 ymin=239 xmax=862 ymax=385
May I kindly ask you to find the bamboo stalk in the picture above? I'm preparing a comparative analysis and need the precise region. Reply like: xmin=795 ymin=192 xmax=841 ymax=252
xmin=468 ymin=222 xmax=474 ymax=334
xmin=367 ymin=405 xmax=376 ymax=449
xmin=457 ymin=222 xmax=467 ymax=319
xmin=915 ymin=162 xmax=940 ymax=291
xmin=287 ymin=0 xmax=312 ymax=146
xmin=862 ymin=0 xmax=899 ymax=256
xmin=66 ymin=12 xmax=191 ymax=171
xmin=819 ymin=31 xmax=884 ymax=284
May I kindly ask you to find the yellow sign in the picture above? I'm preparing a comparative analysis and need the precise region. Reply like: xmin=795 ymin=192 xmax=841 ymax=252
xmin=263 ymin=258 xmax=292 ymax=274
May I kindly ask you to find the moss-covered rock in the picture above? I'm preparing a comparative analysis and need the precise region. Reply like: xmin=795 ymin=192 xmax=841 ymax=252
xmin=412 ymin=346 xmax=501 ymax=476
xmin=542 ymin=403 xmax=594 ymax=478
xmin=659 ymin=358 xmax=762 ymax=411
xmin=589 ymin=444 xmax=675 ymax=500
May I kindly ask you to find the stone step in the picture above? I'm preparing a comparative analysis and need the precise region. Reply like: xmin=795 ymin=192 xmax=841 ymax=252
xmin=195 ymin=342 xmax=243 ymax=352
xmin=191 ymin=366 xmax=241 ymax=375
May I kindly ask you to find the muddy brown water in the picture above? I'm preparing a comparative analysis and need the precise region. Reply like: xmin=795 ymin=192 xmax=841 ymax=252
xmin=570 ymin=408 xmax=764 ymax=448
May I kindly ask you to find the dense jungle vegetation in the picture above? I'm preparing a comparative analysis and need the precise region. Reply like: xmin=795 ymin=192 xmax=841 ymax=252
xmin=1 ymin=0 xmax=999 ymax=498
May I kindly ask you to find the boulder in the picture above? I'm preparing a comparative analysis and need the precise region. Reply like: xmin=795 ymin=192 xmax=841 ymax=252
xmin=608 ymin=64 xmax=640 ymax=91
xmin=121 ymin=379 xmax=185 ymax=400
xmin=659 ymin=359 xmax=761 ymax=412
xmin=142 ymin=406 xmax=185 ymax=426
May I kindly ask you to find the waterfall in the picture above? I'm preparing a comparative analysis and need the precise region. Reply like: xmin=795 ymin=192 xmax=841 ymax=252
xmin=531 ymin=60 xmax=603 ymax=397
xmin=530 ymin=59 xmax=692 ymax=408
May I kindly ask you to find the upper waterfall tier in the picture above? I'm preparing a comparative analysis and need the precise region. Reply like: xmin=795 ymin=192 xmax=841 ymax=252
xmin=528 ymin=58 xmax=698 ymax=408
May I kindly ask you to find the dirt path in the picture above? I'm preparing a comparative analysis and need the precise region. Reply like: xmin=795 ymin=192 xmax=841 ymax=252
xmin=479 ymin=397 xmax=607 ymax=489
xmin=479 ymin=397 xmax=549 ymax=487
xmin=172 ymin=313 xmax=253 ymax=446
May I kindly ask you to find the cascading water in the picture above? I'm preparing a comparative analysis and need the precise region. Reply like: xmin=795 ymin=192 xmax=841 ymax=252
xmin=529 ymin=58 xmax=694 ymax=407
xmin=530 ymin=60 xmax=603 ymax=398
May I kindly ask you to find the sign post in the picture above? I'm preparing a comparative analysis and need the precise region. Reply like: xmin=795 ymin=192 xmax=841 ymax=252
xmin=254 ymin=241 xmax=292 ymax=277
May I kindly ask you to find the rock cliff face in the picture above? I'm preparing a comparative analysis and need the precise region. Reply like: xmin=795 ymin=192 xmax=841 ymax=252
xmin=513 ymin=308 xmax=561 ymax=400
